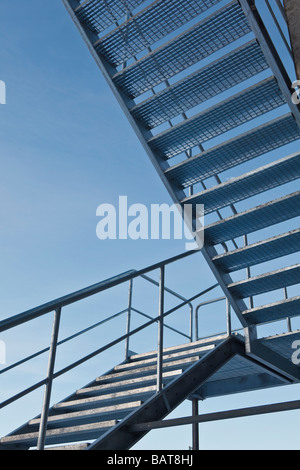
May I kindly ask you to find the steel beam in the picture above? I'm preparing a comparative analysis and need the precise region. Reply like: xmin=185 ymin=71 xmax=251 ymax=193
xmin=127 ymin=398 xmax=300 ymax=432
xmin=87 ymin=336 xmax=244 ymax=449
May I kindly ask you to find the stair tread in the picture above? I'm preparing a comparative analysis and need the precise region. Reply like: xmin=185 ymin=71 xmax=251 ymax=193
xmin=149 ymin=77 xmax=284 ymax=159
xmin=228 ymin=264 xmax=300 ymax=298
xmin=114 ymin=344 xmax=214 ymax=370
xmin=79 ymin=369 xmax=182 ymax=395
xmin=131 ymin=40 xmax=268 ymax=129
xmin=96 ymin=356 xmax=201 ymax=382
xmin=45 ymin=443 xmax=90 ymax=450
xmin=212 ymin=228 xmax=300 ymax=272
xmin=54 ymin=385 xmax=157 ymax=411
xmin=182 ymin=152 xmax=300 ymax=214
xmin=113 ymin=2 xmax=251 ymax=97
xmin=1 ymin=420 xmax=117 ymax=445
xmin=165 ymin=113 xmax=300 ymax=187
xmin=94 ymin=0 xmax=220 ymax=67
xmin=30 ymin=401 xmax=143 ymax=426
xmin=204 ymin=190 xmax=300 ymax=245
xmin=129 ymin=339 xmax=216 ymax=360
xmin=243 ymin=296 xmax=300 ymax=324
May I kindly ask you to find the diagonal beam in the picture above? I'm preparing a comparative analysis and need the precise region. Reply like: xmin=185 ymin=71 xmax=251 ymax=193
xmin=87 ymin=336 xmax=244 ymax=450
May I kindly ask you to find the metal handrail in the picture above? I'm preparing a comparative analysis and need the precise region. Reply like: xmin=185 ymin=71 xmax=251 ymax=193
xmin=0 ymin=248 xmax=222 ymax=450
xmin=195 ymin=296 xmax=225 ymax=340
xmin=0 ymin=249 xmax=199 ymax=334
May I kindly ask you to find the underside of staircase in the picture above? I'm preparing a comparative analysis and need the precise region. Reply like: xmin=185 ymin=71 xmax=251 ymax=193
xmin=60 ymin=0 xmax=300 ymax=338
xmin=1 ymin=0 xmax=300 ymax=451
xmin=1 ymin=332 xmax=300 ymax=450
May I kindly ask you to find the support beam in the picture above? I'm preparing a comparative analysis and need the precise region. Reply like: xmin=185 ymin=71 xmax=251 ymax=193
xmin=127 ymin=399 xmax=300 ymax=432
xmin=88 ymin=337 xmax=244 ymax=449
xmin=192 ymin=400 xmax=199 ymax=450
xmin=283 ymin=0 xmax=300 ymax=80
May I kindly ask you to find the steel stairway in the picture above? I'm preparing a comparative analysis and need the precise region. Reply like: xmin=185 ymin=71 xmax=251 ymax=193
xmin=62 ymin=0 xmax=300 ymax=341
xmin=0 ymin=336 xmax=236 ymax=450
xmin=1 ymin=0 xmax=300 ymax=452
xmin=2 ymin=332 xmax=299 ymax=451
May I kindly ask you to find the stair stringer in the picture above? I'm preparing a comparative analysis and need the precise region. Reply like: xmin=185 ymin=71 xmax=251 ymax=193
xmin=87 ymin=336 xmax=245 ymax=450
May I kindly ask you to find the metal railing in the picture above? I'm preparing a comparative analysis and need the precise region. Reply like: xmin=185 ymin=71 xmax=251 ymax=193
xmin=0 ymin=248 xmax=225 ymax=450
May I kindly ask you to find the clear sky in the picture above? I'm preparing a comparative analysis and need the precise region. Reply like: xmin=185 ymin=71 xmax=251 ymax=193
xmin=0 ymin=0 xmax=300 ymax=450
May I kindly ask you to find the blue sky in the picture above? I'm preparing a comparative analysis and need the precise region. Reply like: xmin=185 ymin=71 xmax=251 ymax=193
xmin=0 ymin=0 xmax=300 ymax=450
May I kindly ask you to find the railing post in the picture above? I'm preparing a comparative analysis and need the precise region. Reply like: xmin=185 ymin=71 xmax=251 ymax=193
xmin=125 ymin=279 xmax=133 ymax=360
xmin=37 ymin=307 xmax=61 ymax=450
xmin=284 ymin=287 xmax=292 ymax=332
xmin=195 ymin=305 xmax=200 ymax=341
xmin=226 ymin=299 xmax=232 ymax=337
xmin=192 ymin=399 xmax=199 ymax=450
xmin=189 ymin=304 xmax=193 ymax=342
xmin=157 ymin=266 xmax=165 ymax=393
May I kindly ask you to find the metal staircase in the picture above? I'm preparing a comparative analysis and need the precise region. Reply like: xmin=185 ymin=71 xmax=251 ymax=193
xmin=1 ymin=0 xmax=300 ymax=451
xmin=2 ymin=329 xmax=300 ymax=451
xmin=0 ymin=337 xmax=238 ymax=450
xmin=61 ymin=1 xmax=300 ymax=353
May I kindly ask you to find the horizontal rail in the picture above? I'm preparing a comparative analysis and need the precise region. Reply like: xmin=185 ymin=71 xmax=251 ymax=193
xmin=128 ymin=398 xmax=300 ymax=432
xmin=0 ymin=249 xmax=200 ymax=334
xmin=0 ymin=282 xmax=218 ymax=410
xmin=131 ymin=307 xmax=191 ymax=340
xmin=0 ymin=308 xmax=129 ymax=375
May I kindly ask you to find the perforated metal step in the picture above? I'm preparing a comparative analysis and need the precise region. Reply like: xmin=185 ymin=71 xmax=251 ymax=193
xmin=165 ymin=113 xmax=300 ymax=187
xmin=113 ymin=1 xmax=252 ymax=97
xmin=148 ymin=77 xmax=285 ymax=159
xmin=182 ymin=152 xmax=300 ymax=214
xmin=212 ymin=228 xmax=300 ymax=273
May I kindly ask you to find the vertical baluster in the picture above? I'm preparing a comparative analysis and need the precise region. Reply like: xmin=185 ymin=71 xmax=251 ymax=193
xmin=226 ymin=299 xmax=232 ymax=337
xmin=125 ymin=279 xmax=133 ymax=360
xmin=284 ymin=287 xmax=292 ymax=332
xmin=157 ymin=266 xmax=165 ymax=392
xmin=37 ymin=307 xmax=61 ymax=450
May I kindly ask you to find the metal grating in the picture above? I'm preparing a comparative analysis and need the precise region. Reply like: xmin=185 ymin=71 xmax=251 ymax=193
xmin=75 ymin=0 xmax=146 ymax=35
xmin=94 ymin=0 xmax=222 ymax=66
xmin=112 ymin=1 xmax=252 ymax=97
xmin=183 ymin=152 xmax=300 ymax=214
xmin=165 ymin=114 xmax=300 ymax=187
xmin=228 ymin=264 xmax=300 ymax=298
xmin=64 ymin=0 xmax=300 ymax=333
xmin=204 ymin=191 xmax=300 ymax=245
xmin=243 ymin=296 xmax=300 ymax=325
xmin=131 ymin=40 xmax=269 ymax=129
xmin=148 ymin=77 xmax=286 ymax=159
xmin=213 ymin=228 xmax=300 ymax=273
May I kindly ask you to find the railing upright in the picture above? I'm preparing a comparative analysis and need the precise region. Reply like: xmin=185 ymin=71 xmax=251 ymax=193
xmin=37 ymin=307 xmax=61 ymax=450
xmin=157 ymin=266 xmax=165 ymax=393
xmin=125 ymin=279 xmax=133 ymax=360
